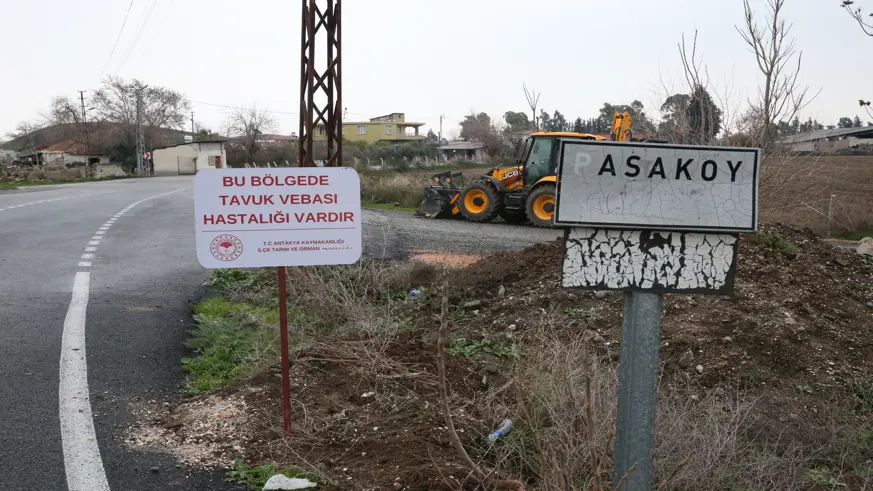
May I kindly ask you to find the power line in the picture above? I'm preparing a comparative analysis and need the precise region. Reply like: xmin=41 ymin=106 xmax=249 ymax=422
xmin=189 ymin=100 xmax=300 ymax=115
xmin=99 ymin=0 xmax=136 ymax=79
xmin=115 ymin=0 xmax=159 ymax=73
xmin=140 ymin=0 xmax=177 ymax=57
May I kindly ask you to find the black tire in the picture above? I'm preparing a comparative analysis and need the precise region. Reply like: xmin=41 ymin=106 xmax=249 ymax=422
xmin=525 ymin=184 xmax=557 ymax=228
xmin=459 ymin=182 xmax=500 ymax=223
xmin=499 ymin=208 xmax=528 ymax=224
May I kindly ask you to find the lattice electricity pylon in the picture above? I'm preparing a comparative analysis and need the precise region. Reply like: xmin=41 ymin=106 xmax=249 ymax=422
xmin=298 ymin=0 xmax=342 ymax=168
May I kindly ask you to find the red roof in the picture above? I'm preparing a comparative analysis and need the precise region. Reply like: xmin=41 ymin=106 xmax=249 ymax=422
xmin=42 ymin=140 xmax=92 ymax=154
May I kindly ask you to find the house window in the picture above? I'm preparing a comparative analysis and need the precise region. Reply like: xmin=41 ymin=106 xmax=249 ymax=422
xmin=357 ymin=125 xmax=366 ymax=135
xmin=386 ymin=126 xmax=392 ymax=135
xmin=319 ymin=126 xmax=326 ymax=135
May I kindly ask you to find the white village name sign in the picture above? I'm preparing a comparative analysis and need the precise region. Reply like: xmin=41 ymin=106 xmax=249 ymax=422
xmin=194 ymin=167 xmax=362 ymax=268
xmin=553 ymin=139 xmax=762 ymax=489
xmin=554 ymin=140 xmax=760 ymax=293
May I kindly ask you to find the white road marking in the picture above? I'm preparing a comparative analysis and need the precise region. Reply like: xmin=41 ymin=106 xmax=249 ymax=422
xmin=60 ymin=186 xmax=190 ymax=491
xmin=88 ymin=241 xmax=100 ymax=246
xmin=95 ymin=231 xmax=105 ymax=236
xmin=0 ymin=191 xmax=115 ymax=214
xmin=59 ymin=272 xmax=110 ymax=491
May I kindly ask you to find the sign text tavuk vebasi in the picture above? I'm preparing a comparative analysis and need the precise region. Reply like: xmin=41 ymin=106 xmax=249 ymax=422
xmin=193 ymin=167 xmax=362 ymax=269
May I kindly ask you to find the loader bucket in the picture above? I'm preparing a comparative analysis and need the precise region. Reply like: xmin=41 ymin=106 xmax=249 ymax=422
xmin=414 ymin=171 xmax=465 ymax=219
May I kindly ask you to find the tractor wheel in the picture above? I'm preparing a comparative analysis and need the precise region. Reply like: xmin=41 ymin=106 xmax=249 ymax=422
xmin=499 ymin=208 xmax=528 ymax=224
xmin=526 ymin=184 xmax=557 ymax=228
xmin=459 ymin=182 xmax=500 ymax=222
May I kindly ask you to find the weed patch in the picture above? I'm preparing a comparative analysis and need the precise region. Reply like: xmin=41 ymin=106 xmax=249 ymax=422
xmin=183 ymin=297 xmax=279 ymax=394
xmin=448 ymin=335 xmax=518 ymax=359
xmin=753 ymin=230 xmax=799 ymax=258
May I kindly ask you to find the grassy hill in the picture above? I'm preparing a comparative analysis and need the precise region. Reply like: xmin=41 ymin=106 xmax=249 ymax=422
xmin=1 ymin=123 xmax=191 ymax=153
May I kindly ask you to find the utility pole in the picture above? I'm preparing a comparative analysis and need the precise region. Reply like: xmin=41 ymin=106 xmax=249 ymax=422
xmin=438 ymin=114 xmax=444 ymax=163
xmin=191 ymin=111 xmax=195 ymax=138
xmin=79 ymin=90 xmax=92 ymax=178
xmin=135 ymin=83 xmax=148 ymax=176
xmin=299 ymin=0 xmax=341 ymax=167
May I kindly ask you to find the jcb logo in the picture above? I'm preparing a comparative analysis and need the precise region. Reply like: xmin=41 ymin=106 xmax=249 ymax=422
xmin=504 ymin=170 xmax=519 ymax=179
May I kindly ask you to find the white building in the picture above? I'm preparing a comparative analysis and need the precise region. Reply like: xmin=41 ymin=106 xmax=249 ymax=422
xmin=19 ymin=140 xmax=109 ymax=169
xmin=152 ymin=140 xmax=227 ymax=176
xmin=0 ymin=149 xmax=17 ymax=166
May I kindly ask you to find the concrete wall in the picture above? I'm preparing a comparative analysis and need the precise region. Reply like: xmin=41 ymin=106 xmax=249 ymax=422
xmin=153 ymin=142 xmax=227 ymax=176
xmin=196 ymin=142 xmax=226 ymax=169
xmin=0 ymin=149 xmax=17 ymax=165
xmin=153 ymin=145 xmax=197 ymax=176
xmin=42 ymin=153 xmax=109 ymax=169
xmin=94 ymin=164 xmax=126 ymax=177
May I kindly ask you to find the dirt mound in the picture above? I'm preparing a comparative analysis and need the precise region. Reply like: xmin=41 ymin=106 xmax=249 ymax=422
xmin=138 ymin=223 xmax=873 ymax=490
xmin=448 ymin=223 xmax=873 ymax=392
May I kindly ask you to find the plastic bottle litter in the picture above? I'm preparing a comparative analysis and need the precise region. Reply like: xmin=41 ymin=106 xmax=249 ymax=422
xmin=409 ymin=288 xmax=422 ymax=297
xmin=486 ymin=419 xmax=514 ymax=443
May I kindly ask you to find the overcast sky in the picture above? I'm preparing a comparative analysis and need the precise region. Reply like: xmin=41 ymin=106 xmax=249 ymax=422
xmin=1 ymin=0 xmax=870 ymax=140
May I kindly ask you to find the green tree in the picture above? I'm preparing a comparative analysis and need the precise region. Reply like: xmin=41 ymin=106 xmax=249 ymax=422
xmin=799 ymin=118 xmax=824 ymax=133
xmin=551 ymin=110 xmax=568 ymax=132
xmin=686 ymin=86 xmax=722 ymax=143
xmin=853 ymin=115 xmax=864 ymax=127
xmin=598 ymin=100 xmax=655 ymax=133
xmin=194 ymin=129 xmax=223 ymax=141
xmin=538 ymin=110 xmax=552 ymax=133
xmin=459 ymin=112 xmax=507 ymax=156
xmin=838 ymin=117 xmax=854 ymax=128
xmin=573 ymin=117 xmax=584 ymax=133
xmin=426 ymin=129 xmax=438 ymax=142
xmin=503 ymin=111 xmax=532 ymax=133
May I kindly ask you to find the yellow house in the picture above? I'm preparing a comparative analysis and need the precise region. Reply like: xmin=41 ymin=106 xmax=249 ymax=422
xmin=314 ymin=112 xmax=425 ymax=144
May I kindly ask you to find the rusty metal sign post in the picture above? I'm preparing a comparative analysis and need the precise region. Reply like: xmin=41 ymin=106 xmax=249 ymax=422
xmin=271 ymin=0 xmax=345 ymax=439
xmin=298 ymin=0 xmax=342 ymax=169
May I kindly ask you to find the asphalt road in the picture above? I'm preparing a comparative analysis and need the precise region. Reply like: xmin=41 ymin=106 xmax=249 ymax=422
xmin=0 ymin=176 xmax=556 ymax=491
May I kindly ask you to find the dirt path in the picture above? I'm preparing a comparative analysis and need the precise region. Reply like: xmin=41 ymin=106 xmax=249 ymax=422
xmin=362 ymin=209 xmax=562 ymax=261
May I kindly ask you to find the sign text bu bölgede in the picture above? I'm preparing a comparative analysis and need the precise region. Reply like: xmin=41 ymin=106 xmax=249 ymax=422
xmin=194 ymin=168 xmax=362 ymax=268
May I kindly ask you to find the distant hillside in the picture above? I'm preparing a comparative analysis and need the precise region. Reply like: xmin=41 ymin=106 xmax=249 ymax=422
xmin=1 ymin=123 xmax=192 ymax=153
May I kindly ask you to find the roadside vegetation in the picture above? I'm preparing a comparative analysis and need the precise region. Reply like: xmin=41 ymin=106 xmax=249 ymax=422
xmin=151 ymin=222 xmax=873 ymax=490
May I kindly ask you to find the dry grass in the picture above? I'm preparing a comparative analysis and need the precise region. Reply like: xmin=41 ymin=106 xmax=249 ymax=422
xmin=474 ymin=322 xmax=814 ymax=491
xmin=359 ymin=173 xmax=429 ymax=208
xmin=360 ymin=153 xmax=873 ymax=235
xmin=759 ymin=154 xmax=873 ymax=234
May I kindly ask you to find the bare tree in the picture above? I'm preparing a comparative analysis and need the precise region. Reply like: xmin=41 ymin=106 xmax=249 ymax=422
xmin=224 ymin=105 xmax=278 ymax=164
xmin=5 ymin=121 xmax=41 ymax=141
xmin=523 ymin=82 xmax=542 ymax=131
xmin=92 ymin=76 xmax=190 ymax=147
xmin=735 ymin=0 xmax=818 ymax=145
xmin=840 ymin=1 xmax=873 ymax=119
xmin=841 ymin=0 xmax=873 ymax=36
xmin=45 ymin=96 xmax=83 ymax=125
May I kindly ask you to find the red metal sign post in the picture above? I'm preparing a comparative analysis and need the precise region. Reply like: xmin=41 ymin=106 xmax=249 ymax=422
xmin=277 ymin=266 xmax=292 ymax=437
xmin=273 ymin=0 xmax=343 ymax=439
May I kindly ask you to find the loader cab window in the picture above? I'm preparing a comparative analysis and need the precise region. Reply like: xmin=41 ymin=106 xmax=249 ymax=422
xmin=523 ymin=137 xmax=554 ymax=186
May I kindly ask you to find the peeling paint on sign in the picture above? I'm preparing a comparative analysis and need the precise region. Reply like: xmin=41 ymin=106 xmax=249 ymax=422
xmin=562 ymin=228 xmax=739 ymax=293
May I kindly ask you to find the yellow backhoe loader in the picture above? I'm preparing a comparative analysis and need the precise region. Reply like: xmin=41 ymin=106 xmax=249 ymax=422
xmin=415 ymin=111 xmax=641 ymax=227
